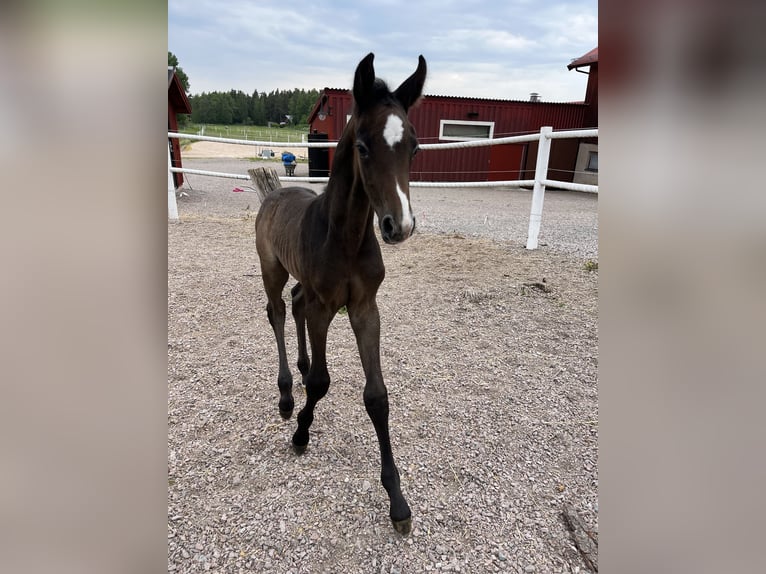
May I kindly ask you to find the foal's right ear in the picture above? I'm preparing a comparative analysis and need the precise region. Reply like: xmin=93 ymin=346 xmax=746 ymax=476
xmin=353 ymin=52 xmax=376 ymax=110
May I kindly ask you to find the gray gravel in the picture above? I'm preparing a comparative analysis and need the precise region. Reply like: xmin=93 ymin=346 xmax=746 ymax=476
xmin=176 ymin=158 xmax=598 ymax=260
xmin=169 ymin=157 xmax=598 ymax=573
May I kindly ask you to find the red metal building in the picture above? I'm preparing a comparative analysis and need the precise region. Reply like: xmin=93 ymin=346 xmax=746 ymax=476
xmin=568 ymin=47 xmax=598 ymax=129
xmin=168 ymin=67 xmax=192 ymax=188
xmin=307 ymin=48 xmax=598 ymax=184
xmin=566 ymin=47 xmax=598 ymax=186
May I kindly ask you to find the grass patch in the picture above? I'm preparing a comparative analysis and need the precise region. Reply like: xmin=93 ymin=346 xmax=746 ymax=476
xmin=179 ymin=123 xmax=309 ymax=144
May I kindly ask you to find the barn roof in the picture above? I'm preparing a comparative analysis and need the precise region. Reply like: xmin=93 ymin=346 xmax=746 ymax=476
xmin=412 ymin=93 xmax=587 ymax=105
xmin=307 ymin=89 xmax=588 ymax=124
xmin=168 ymin=66 xmax=192 ymax=114
xmin=316 ymin=86 xmax=588 ymax=104
xmin=567 ymin=47 xmax=598 ymax=70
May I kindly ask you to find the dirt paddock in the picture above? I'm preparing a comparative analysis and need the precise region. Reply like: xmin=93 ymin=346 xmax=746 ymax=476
xmin=168 ymin=158 xmax=598 ymax=573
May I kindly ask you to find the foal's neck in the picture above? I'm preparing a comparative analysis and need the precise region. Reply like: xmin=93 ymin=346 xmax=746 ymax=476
xmin=321 ymin=125 xmax=375 ymax=252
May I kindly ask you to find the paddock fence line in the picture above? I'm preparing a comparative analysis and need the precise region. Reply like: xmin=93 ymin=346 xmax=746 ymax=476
xmin=168 ymin=126 xmax=598 ymax=250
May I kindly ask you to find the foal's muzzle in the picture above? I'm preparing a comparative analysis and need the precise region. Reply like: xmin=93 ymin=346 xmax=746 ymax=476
xmin=380 ymin=214 xmax=416 ymax=244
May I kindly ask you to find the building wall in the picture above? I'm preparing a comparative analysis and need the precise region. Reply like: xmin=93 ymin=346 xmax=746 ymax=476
xmin=308 ymin=90 xmax=590 ymax=183
xmin=409 ymin=97 xmax=587 ymax=182
xmin=168 ymin=102 xmax=184 ymax=188
xmin=520 ymin=138 xmax=583 ymax=185
xmin=168 ymin=71 xmax=191 ymax=189
xmin=583 ymin=64 xmax=598 ymax=128
xmin=573 ymin=142 xmax=599 ymax=187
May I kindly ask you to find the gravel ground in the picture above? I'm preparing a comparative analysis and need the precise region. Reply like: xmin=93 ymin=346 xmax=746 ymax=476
xmin=175 ymin=158 xmax=597 ymax=260
xmin=169 ymin=158 xmax=598 ymax=573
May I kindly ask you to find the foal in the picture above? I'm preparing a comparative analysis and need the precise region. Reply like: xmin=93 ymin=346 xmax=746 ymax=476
xmin=255 ymin=54 xmax=426 ymax=534
xmin=255 ymin=53 xmax=426 ymax=534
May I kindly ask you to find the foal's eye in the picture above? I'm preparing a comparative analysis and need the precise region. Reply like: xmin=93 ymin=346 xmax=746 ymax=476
xmin=355 ymin=142 xmax=369 ymax=158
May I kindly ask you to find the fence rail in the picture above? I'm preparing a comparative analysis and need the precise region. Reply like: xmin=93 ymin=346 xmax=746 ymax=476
xmin=168 ymin=126 xmax=598 ymax=250
xmin=169 ymin=132 xmax=338 ymax=149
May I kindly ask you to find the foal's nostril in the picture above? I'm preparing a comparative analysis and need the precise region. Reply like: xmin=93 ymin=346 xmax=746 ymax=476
xmin=381 ymin=214 xmax=396 ymax=238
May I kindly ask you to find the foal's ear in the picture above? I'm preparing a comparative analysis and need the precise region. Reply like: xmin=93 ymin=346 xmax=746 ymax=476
xmin=394 ymin=55 xmax=427 ymax=111
xmin=353 ymin=52 xmax=376 ymax=110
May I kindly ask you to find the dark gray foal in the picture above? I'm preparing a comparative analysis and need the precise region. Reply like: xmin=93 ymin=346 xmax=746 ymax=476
xmin=255 ymin=53 xmax=426 ymax=534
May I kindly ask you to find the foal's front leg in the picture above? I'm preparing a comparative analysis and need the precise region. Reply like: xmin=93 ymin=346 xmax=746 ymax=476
xmin=348 ymin=298 xmax=412 ymax=535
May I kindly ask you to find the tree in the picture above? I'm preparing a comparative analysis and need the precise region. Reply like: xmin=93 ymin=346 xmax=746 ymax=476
xmin=168 ymin=51 xmax=190 ymax=93
xmin=185 ymin=87 xmax=320 ymax=127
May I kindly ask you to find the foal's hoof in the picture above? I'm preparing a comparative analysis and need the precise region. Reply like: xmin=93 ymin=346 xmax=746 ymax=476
xmin=391 ymin=515 xmax=412 ymax=536
xmin=292 ymin=429 xmax=309 ymax=454
xmin=279 ymin=408 xmax=293 ymax=420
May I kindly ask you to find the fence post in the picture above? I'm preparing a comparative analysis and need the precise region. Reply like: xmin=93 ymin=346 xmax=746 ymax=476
xmin=526 ymin=126 xmax=552 ymax=249
xmin=248 ymin=167 xmax=282 ymax=204
xmin=168 ymin=143 xmax=179 ymax=221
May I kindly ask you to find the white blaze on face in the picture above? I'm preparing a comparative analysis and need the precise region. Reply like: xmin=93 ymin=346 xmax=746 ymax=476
xmin=396 ymin=182 xmax=414 ymax=234
xmin=382 ymin=113 xmax=413 ymax=235
xmin=383 ymin=113 xmax=404 ymax=149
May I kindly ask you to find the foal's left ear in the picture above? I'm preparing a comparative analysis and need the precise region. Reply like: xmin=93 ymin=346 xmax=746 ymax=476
xmin=353 ymin=52 xmax=376 ymax=111
xmin=394 ymin=55 xmax=427 ymax=111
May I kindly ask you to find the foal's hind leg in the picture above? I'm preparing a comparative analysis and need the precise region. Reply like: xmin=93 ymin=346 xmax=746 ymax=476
xmin=290 ymin=283 xmax=310 ymax=386
xmin=261 ymin=261 xmax=294 ymax=419
xmin=291 ymin=303 xmax=333 ymax=454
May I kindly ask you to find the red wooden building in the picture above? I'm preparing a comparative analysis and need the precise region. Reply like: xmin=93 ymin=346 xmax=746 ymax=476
xmin=307 ymin=48 xmax=598 ymax=185
xmin=168 ymin=67 xmax=192 ymax=188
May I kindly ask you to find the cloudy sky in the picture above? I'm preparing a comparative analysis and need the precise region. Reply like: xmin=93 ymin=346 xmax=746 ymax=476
xmin=168 ymin=0 xmax=597 ymax=102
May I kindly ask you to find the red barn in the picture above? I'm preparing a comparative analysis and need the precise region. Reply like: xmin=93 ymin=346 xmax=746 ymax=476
xmin=567 ymin=47 xmax=598 ymax=187
xmin=308 ymin=48 xmax=598 ymax=185
xmin=168 ymin=67 xmax=192 ymax=188
xmin=568 ymin=46 xmax=598 ymax=129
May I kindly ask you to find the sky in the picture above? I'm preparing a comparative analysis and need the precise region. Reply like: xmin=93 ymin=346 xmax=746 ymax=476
xmin=168 ymin=0 xmax=597 ymax=103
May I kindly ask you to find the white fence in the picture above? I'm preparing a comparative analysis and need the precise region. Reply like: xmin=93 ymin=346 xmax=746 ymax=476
xmin=168 ymin=126 xmax=598 ymax=250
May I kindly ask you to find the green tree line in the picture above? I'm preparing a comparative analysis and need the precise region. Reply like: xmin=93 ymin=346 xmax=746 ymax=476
xmin=188 ymin=88 xmax=320 ymax=126
xmin=169 ymin=52 xmax=319 ymax=127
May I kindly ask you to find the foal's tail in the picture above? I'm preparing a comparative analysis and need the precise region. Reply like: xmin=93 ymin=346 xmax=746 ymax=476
xmin=247 ymin=167 xmax=283 ymax=204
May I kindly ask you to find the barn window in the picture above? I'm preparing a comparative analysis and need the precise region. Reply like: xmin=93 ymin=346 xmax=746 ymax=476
xmin=586 ymin=151 xmax=598 ymax=172
xmin=439 ymin=120 xmax=494 ymax=141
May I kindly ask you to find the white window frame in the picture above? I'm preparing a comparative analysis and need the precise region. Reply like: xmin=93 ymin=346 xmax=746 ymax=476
xmin=439 ymin=119 xmax=495 ymax=141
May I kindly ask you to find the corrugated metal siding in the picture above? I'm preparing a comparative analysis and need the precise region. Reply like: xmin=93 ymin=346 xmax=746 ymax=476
xmin=522 ymin=138 xmax=586 ymax=184
xmin=308 ymin=91 xmax=590 ymax=182
xmin=168 ymin=102 xmax=184 ymax=188
xmin=583 ymin=65 xmax=598 ymax=128
xmin=409 ymin=97 xmax=587 ymax=182
xmin=410 ymin=100 xmax=490 ymax=182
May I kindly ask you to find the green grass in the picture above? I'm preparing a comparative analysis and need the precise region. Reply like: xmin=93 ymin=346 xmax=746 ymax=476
xmin=179 ymin=122 xmax=309 ymax=144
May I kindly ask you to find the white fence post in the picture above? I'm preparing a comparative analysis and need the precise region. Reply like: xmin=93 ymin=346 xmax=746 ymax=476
xmin=526 ymin=126 xmax=553 ymax=249
xmin=168 ymin=143 xmax=179 ymax=221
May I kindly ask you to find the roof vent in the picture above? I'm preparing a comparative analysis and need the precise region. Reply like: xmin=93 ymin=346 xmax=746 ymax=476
xmin=529 ymin=92 xmax=540 ymax=102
